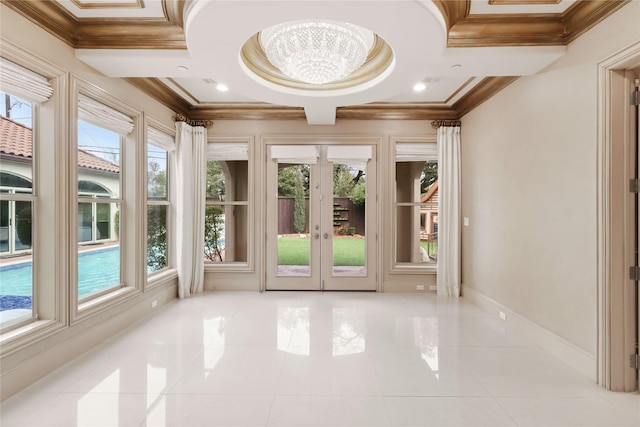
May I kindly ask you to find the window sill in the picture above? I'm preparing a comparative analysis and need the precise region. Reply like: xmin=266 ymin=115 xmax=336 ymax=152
xmin=146 ymin=268 xmax=178 ymax=291
xmin=0 ymin=319 xmax=66 ymax=358
xmin=389 ymin=263 xmax=437 ymax=275
xmin=204 ymin=262 xmax=253 ymax=273
xmin=74 ymin=286 xmax=140 ymax=323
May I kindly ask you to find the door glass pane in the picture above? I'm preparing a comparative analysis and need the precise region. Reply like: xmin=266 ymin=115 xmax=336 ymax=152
xmin=277 ymin=164 xmax=310 ymax=276
xmin=332 ymin=163 xmax=366 ymax=276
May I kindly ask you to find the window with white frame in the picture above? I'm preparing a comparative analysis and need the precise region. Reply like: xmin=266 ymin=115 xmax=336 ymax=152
xmin=394 ymin=142 xmax=438 ymax=266
xmin=0 ymin=57 xmax=53 ymax=331
xmin=76 ymin=94 xmax=133 ymax=300
xmin=147 ymin=126 xmax=173 ymax=273
xmin=205 ymin=142 xmax=249 ymax=263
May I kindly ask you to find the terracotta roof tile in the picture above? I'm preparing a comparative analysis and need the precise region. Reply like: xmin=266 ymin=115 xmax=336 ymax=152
xmin=1 ymin=116 xmax=119 ymax=173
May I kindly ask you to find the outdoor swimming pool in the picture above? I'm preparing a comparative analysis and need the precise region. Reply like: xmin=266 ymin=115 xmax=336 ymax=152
xmin=0 ymin=247 xmax=120 ymax=311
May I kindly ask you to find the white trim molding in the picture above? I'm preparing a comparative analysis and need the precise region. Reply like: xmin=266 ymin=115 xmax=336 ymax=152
xmin=596 ymin=41 xmax=640 ymax=391
xmin=463 ymin=285 xmax=596 ymax=382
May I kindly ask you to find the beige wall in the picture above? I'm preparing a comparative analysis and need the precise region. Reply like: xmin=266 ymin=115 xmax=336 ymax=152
xmin=460 ymin=1 xmax=640 ymax=357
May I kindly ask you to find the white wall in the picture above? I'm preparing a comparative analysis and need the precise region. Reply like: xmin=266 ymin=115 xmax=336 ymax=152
xmin=460 ymin=0 xmax=640 ymax=369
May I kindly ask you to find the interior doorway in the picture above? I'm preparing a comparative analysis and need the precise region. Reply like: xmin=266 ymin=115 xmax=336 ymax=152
xmin=265 ymin=144 xmax=377 ymax=291
xmin=597 ymin=43 xmax=640 ymax=392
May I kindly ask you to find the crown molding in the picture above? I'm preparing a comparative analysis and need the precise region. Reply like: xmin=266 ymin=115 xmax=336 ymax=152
xmin=125 ymin=77 xmax=191 ymax=115
xmin=453 ymin=76 xmax=519 ymax=117
xmin=434 ymin=0 xmax=630 ymax=47
xmin=0 ymin=0 xmax=187 ymax=49
xmin=337 ymin=104 xmax=458 ymax=121
xmin=189 ymin=104 xmax=306 ymax=121
xmin=563 ymin=0 xmax=629 ymax=44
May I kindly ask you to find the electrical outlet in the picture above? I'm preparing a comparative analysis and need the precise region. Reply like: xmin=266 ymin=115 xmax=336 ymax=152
xmin=416 ymin=284 xmax=425 ymax=291
xmin=499 ymin=311 xmax=506 ymax=321
xmin=429 ymin=285 xmax=437 ymax=291
xmin=151 ymin=300 xmax=158 ymax=308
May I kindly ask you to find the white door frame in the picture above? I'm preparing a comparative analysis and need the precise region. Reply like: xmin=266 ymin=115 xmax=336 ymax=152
xmin=596 ymin=41 xmax=640 ymax=391
xmin=263 ymin=136 xmax=380 ymax=292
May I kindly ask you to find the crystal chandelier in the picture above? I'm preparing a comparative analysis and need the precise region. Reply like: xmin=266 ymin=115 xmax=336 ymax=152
xmin=261 ymin=20 xmax=373 ymax=85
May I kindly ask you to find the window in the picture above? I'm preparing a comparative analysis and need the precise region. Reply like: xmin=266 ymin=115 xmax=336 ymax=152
xmin=76 ymin=94 xmax=133 ymax=301
xmin=0 ymin=55 xmax=53 ymax=331
xmin=394 ymin=142 xmax=438 ymax=266
xmin=147 ymin=126 xmax=173 ymax=274
xmin=205 ymin=142 xmax=249 ymax=264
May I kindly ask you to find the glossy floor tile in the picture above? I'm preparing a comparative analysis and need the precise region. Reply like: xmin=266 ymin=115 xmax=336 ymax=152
xmin=1 ymin=292 xmax=639 ymax=426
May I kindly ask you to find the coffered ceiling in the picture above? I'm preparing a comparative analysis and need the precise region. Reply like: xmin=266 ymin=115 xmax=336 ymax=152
xmin=1 ymin=0 xmax=630 ymax=124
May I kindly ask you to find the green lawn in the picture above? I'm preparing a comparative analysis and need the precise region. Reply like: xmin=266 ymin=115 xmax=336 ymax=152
xmin=420 ymin=240 xmax=438 ymax=256
xmin=277 ymin=236 xmax=365 ymax=266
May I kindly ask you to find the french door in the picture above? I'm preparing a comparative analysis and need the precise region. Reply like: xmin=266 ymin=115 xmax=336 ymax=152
xmin=266 ymin=144 xmax=377 ymax=291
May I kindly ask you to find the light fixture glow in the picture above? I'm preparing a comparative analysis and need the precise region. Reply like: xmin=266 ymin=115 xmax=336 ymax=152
xmin=413 ymin=82 xmax=427 ymax=92
xmin=260 ymin=20 xmax=374 ymax=85
xmin=216 ymin=83 xmax=229 ymax=92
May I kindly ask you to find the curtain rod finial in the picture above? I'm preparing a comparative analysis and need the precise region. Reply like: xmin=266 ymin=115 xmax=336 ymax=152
xmin=431 ymin=120 xmax=461 ymax=129
xmin=174 ymin=113 xmax=214 ymax=128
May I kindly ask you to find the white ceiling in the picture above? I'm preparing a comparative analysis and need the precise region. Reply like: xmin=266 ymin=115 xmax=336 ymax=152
xmin=69 ymin=1 xmax=569 ymax=124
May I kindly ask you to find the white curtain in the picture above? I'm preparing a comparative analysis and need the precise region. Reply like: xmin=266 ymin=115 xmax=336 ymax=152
xmin=175 ymin=121 xmax=207 ymax=298
xmin=437 ymin=126 xmax=461 ymax=297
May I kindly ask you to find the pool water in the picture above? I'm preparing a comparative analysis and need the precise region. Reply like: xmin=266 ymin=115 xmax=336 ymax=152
xmin=0 ymin=247 xmax=120 ymax=310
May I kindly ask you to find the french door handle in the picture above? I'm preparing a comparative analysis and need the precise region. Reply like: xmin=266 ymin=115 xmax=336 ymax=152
xmin=314 ymin=233 xmax=320 ymax=239
xmin=323 ymin=233 xmax=329 ymax=239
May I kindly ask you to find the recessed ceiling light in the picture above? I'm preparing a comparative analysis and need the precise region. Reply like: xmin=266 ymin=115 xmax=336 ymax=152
xmin=216 ymin=83 xmax=229 ymax=92
xmin=177 ymin=65 xmax=189 ymax=71
xmin=451 ymin=64 xmax=462 ymax=69
xmin=413 ymin=82 xmax=427 ymax=92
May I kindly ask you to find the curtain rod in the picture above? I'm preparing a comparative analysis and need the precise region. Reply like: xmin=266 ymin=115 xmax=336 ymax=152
xmin=175 ymin=113 xmax=214 ymax=128
xmin=431 ymin=120 xmax=461 ymax=129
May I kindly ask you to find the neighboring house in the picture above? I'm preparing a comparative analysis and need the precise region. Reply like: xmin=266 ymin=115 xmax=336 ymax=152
xmin=0 ymin=116 xmax=120 ymax=256
xmin=420 ymin=181 xmax=438 ymax=240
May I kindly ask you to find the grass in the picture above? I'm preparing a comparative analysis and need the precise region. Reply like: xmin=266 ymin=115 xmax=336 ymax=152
xmin=277 ymin=236 xmax=365 ymax=266
xmin=420 ymin=240 xmax=438 ymax=256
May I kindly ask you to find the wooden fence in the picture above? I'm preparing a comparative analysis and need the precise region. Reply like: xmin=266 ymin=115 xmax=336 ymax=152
xmin=277 ymin=197 xmax=365 ymax=236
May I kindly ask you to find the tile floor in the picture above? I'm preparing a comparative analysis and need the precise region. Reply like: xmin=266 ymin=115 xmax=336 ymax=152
xmin=1 ymin=291 xmax=639 ymax=426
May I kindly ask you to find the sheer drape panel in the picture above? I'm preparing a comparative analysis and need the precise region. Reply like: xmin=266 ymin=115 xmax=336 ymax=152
xmin=175 ymin=122 xmax=206 ymax=298
xmin=436 ymin=126 xmax=461 ymax=297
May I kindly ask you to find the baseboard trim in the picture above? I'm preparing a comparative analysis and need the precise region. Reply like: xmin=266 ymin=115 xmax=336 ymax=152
xmin=462 ymin=285 xmax=597 ymax=382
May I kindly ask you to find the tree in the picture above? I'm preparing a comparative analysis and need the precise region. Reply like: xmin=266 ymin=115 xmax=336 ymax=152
xmin=147 ymin=161 xmax=167 ymax=198
xmin=278 ymin=165 xmax=309 ymax=197
xmin=206 ymin=161 xmax=225 ymax=199
xmin=204 ymin=206 xmax=225 ymax=261
xmin=293 ymin=168 xmax=306 ymax=233
xmin=421 ymin=161 xmax=438 ymax=194
xmin=350 ymin=181 xmax=366 ymax=205
xmin=147 ymin=206 xmax=167 ymax=271
xmin=333 ymin=164 xmax=356 ymax=197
